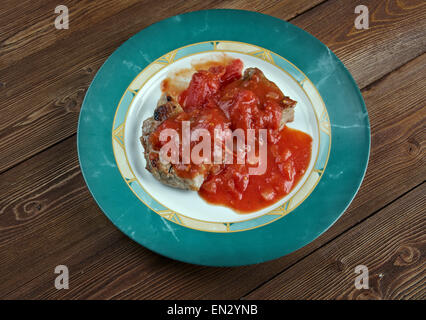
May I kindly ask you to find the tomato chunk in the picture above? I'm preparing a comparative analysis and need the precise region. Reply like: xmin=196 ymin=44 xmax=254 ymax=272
xmin=152 ymin=57 xmax=312 ymax=213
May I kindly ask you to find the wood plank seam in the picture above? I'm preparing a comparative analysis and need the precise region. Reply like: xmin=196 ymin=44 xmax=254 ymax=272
xmin=244 ymin=182 xmax=426 ymax=299
xmin=361 ymin=51 xmax=426 ymax=93
xmin=239 ymin=181 xmax=425 ymax=299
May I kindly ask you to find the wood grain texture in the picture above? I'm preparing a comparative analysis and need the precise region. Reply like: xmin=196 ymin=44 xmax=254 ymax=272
xmin=0 ymin=50 xmax=423 ymax=299
xmin=292 ymin=0 xmax=426 ymax=88
xmin=330 ymin=53 xmax=425 ymax=227
xmin=0 ymin=0 xmax=324 ymax=68
xmin=0 ymin=0 xmax=325 ymax=174
xmin=244 ymin=183 xmax=426 ymax=300
xmin=0 ymin=0 xmax=424 ymax=173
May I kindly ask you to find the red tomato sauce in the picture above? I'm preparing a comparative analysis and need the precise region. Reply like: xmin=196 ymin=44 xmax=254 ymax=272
xmin=151 ymin=58 xmax=312 ymax=213
xmin=199 ymin=126 xmax=312 ymax=212
xmin=149 ymin=106 xmax=230 ymax=179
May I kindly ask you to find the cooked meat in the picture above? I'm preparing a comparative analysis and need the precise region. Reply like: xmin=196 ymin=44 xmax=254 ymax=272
xmin=242 ymin=68 xmax=296 ymax=128
xmin=280 ymin=106 xmax=295 ymax=127
xmin=140 ymin=67 xmax=297 ymax=192
xmin=140 ymin=94 xmax=205 ymax=191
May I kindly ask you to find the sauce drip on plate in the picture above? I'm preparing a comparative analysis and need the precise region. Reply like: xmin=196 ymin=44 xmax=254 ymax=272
xmin=152 ymin=57 xmax=312 ymax=213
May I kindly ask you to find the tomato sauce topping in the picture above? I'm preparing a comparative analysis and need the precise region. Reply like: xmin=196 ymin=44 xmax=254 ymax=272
xmin=199 ymin=126 xmax=312 ymax=212
xmin=150 ymin=57 xmax=312 ymax=213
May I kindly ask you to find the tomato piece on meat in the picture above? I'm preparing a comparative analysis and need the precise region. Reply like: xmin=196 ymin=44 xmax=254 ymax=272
xmin=154 ymin=57 xmax=312 ymax=213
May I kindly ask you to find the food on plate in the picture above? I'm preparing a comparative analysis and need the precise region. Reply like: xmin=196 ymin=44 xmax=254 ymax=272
xmin=141 ymin=57 xmax=312 ymax=213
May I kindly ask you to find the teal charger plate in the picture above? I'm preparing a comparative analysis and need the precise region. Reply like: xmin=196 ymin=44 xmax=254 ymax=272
xmin=77 ymin=9 xmax=370 ymax=266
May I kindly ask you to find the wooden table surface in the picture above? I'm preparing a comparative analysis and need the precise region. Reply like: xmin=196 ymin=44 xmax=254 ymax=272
xmin=0 ymin=0 xmax=425 ymax=300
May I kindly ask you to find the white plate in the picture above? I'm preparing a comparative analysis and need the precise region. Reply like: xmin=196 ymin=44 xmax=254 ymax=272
xmin=124 ymin=51 xmax=319 ymax=223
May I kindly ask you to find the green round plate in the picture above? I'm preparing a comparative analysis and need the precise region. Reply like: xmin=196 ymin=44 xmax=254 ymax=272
xmin=77 ymin=9 xmax=370 ymax=266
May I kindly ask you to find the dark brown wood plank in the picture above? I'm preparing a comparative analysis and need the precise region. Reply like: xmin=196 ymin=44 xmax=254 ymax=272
xmin=333 ymin=54 xmax=426 ymax=222
xmin=0 ymin=0 xmax=324 ymax=69
xmin=0 ymin=52 xmax=423 ymax=299
xmin=293 ymin=0 xmax=426 ymax=88
xmin=244 ymin=183 xmax=426 ymax=300
xmin=0 ymin=0 xmax=141 ymax=68
xmin=0 ymin=0 xmax=423 ymax=173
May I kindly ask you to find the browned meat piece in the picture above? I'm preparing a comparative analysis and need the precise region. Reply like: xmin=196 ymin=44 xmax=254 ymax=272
xmin=140 ymin=94 xmax=205 ymax=191
xmin=243 ymin=68 xmax=296 ymax=128
xmin=280 ymin=105 xmax=295 ymax=127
